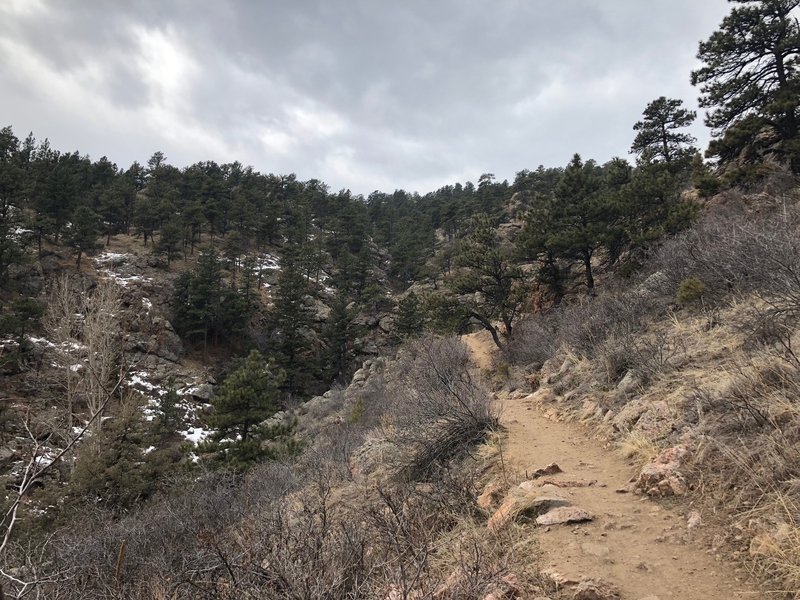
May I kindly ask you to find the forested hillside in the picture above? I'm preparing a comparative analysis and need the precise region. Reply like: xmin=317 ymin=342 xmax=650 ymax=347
xmin=0 ymin=0 xmax=799 ymax=598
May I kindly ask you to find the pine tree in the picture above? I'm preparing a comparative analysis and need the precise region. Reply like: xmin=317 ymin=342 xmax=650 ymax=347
xmin=691 ymin=0 xmax=800 ymax=167
xmin=394 ymin=291 xmax=425 ymax=339
xmin=449 ymin=214 xmax=528 ymax=347
xmin=208 ymin=349 xmax=284 ymax=442
xmin=67 ymin=205 xmax=101 ymax=269
xmin=631 ymin=97 xmax=697 ymax=167
xmin=270 ymin=257 xmax=317 ymax=395
xmin=321 ymin=296 xmax=356 ymax=382
xmin=154 ymin=221 xmax=183 ymax=267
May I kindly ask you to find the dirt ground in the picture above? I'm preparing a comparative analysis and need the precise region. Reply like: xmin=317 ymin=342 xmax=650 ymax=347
xmin=461 ymin=330 xmax=761 ymax=599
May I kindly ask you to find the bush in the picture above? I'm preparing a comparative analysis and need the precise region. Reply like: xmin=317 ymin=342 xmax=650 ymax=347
xmin=676 ymin=277 xmax=705 ymax=305
xmin=556 ymin=292 xmax=652 ymax=358
xmin=386 ymin=335 xmax=497 ymax=479
xmin=501 ymin=314 xmax=558 ymax=367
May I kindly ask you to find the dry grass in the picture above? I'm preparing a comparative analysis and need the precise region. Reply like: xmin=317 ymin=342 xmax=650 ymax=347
xmin=617 ymin=430 xmax=661 ymax=466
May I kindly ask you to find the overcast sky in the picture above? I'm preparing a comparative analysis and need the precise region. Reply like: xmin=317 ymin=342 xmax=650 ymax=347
xmin=0 ymin=0 xmax=730 ymax=195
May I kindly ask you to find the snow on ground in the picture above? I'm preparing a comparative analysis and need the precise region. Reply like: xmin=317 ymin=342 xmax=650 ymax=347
xmin=94 ymin=251 xmax=129 ymax=265
xmin=183 ymin=427 xmax=211 ymax=444
xmin=94 ymin=251 xmax=152 ymax=287
xmin=128 ymin=371 xmax=169 ymax=397
xmin=141 ymin=297 xmax=153 ymax=312
xmin=256 ymin=252 xmax=281 ymax=272
xmin=127 ymin=369 xmax=215 ymax=447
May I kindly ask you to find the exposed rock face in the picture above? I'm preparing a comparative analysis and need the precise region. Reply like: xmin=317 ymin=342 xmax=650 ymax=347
xmin=634 ymin=445 xmax=689 ymax=496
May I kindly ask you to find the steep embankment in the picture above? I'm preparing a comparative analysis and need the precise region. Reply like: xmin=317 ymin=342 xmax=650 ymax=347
xmin=462 ymin=330 xmax=758 ymax=599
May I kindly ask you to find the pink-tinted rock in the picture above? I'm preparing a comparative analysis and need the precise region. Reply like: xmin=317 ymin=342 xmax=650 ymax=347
xmin=635 ymin=445 xmax=689 ymax=497
xmin=536 ymin=506 xmax=593 ymax=526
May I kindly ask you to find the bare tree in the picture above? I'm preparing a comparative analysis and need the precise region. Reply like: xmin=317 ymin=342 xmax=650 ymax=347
xmin=44 ymin=277 xmax=123 ymax=434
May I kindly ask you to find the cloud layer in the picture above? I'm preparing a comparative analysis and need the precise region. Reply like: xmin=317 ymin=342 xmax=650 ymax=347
xmin=0 ymin=1 xmax=730 ymax=194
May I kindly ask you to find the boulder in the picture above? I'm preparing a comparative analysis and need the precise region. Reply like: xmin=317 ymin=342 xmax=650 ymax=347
xmin=616 ymin=370 xmax=640 ymax=396
xmin=477 ymin=482 xmax=503 ymax=510
xmin=378 ymin=315 xmax=395 ymax=333
xmin=186 ymin=383 xmax=214 ymax=402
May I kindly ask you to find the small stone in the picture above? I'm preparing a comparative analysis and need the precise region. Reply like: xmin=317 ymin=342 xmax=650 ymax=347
xmin=687 ymin=510 xmax=702 ymax=529
xmin=539 ymin=569 xmax=579 ymax=587
xmin=541 ymin=478 xmax=597 ymax=488
xmin=529 ymin=462 xmax=563 ymax=478
xmin=581 ymin=542 xmax=610 ymax=558
xmin=572 ymin=579 xmax=621 ymax=600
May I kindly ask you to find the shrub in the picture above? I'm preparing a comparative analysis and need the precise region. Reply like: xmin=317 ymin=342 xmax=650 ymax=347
xmin=676 ymin=277 xmax=705 ymax=305
xmin=501 ymin=313 xmax=558 ymax=367
xmin=386 ymin=335 xmax=497 ymax=479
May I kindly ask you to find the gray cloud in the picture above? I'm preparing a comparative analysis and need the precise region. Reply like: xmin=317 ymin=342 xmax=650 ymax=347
xmin=0 ymin=0 xmax=730 ymax=193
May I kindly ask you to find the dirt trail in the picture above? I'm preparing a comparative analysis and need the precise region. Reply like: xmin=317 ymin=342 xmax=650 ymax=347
xmin=461 ymin=331 xmax=759 ymax=600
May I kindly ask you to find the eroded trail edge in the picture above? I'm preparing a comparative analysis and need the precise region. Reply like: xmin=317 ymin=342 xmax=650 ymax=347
xmin=463 ymin=331 xmax=758 ymax=600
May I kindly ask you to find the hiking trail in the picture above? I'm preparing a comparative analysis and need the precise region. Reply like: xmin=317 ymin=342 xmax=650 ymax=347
xmin=462 ymin=330 xmax=759 ymax=599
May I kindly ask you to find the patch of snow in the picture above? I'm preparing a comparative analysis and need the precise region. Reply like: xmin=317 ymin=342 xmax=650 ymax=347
xmin=182 ymin=427 xmax=211 ymax=445
xmin=143 ymin=446 xmax=156 ymax=455
xmin=256 ymin=253 xmax=281 ymax=273
xmin=128 ymin=371 xmax=168 ymax=396
xmin=27 ymin=336 xmax=56 ymax=348
xmin=142 ymin=297 xmax=153 ymax=311
xmin=94 ymin=252 xmax=130 ymax=264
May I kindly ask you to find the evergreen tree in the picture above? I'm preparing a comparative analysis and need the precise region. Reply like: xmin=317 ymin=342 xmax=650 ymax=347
xmin=208 ymin=349 xmax=284 ymax=443
xmin=394 ymin=291 xmax=425 ymax=339
xmin=172 ymin=247 xmax=252 ymax=354
xmin=270 ymin=258 xmax=317 ymax=395
xmin=66 ymin=205 xmax=101 ymax=269
xmin=155 ymin=221 xmax=183 ymax=267
xmin=0 ymin=127 xmax=27 ymax=284
xmin=0 ymin=297 xmax=43 ymax=350
xmin=631 ymin=97 xmax=697 ymax=167
xmin=153 ymin=384 xmax=186 ymax=440
xmin=449 ymin=214 xmax=528 ymax=348
xmin=320 ymin=296 xmax=357 ymax=382
xmin=691 ymin=0 xmax=800 ymax=168
xmin=546 ymin=155 xmax=609 ymax=291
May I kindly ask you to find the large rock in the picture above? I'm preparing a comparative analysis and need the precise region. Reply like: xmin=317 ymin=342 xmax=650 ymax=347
xmin=185 ymin=383 xmax=215 ymax=402
xmin=487 ymin=481 xmax=571 ymax=530
xmin=535 ymin=506 xmax=594 ymax=526
xmin=477 ymin=482 xmax=503 ymax=510
xmin=634 ymin=445 xmax=689 ymax=496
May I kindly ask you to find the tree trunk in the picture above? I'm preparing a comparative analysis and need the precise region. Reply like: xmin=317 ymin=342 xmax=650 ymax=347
xmin=471 ymin=311 xmax=503 ymax=349
xmin=583 ymin=249 xmax=594 ymax=291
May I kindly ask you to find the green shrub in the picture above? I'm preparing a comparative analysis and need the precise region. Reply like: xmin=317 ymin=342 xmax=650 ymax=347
xmin=676 ymin=277 xmax=705 ymax=305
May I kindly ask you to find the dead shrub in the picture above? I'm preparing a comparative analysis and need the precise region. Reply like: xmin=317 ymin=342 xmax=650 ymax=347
xmin=385 ymin=335 xmax=498 ymax=480
xmin=501 ymin=314 xmax=558 ymax=368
